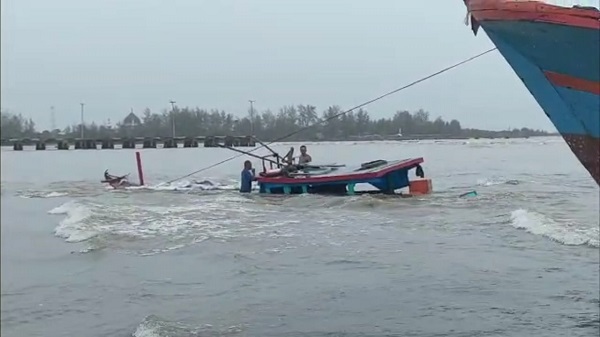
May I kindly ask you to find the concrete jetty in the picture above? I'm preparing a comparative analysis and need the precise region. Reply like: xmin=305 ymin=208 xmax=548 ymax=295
xmin=1 ymin=136 xmax=256 ymax=151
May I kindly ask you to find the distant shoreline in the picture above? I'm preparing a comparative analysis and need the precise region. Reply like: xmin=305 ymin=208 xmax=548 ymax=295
xmin=0 ymin=134 xmax=562 ymax=148
xmin=2 ymin=108 xmax=556 ymax=145
xmin=262 ymin=133 xmax=561 ymax=142
xmin=323 ymin=134 xmax=560 ymax=141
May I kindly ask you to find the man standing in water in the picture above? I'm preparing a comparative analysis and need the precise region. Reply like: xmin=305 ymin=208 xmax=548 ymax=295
xmin=240 ymin=160 xmax=256 ymax=193
xmin=298 ymin=145 xmax=312 ymax=165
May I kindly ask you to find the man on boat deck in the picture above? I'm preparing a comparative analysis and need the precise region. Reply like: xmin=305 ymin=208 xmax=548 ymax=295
xmin=298 ymin=145 xmax=312 ymax=165
xmin=240 ymin=160 xmax=257 ymax=193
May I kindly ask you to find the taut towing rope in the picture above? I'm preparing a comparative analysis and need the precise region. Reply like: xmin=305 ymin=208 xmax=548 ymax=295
xmin=165 ymin=47 xmax=497 ymax=184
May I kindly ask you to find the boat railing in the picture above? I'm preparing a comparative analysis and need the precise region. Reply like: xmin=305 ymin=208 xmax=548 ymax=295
xmin=512 ymin=0 xmax=599 ymax=9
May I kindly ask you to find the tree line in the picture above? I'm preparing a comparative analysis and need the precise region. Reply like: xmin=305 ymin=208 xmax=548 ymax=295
xmin=1 ymin=106 xmax=554 ymax=141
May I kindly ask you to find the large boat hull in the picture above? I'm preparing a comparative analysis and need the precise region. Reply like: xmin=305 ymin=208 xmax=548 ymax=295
xmin=463 ymin=0 xmax=600 ymax=185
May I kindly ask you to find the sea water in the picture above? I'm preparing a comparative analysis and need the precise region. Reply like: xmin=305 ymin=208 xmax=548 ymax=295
xmin=1 ymin=137 xmax=598 ymax=336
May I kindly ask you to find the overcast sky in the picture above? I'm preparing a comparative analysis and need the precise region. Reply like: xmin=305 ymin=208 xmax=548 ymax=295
xmin=3 ymin=0 xmax=595 ymax=131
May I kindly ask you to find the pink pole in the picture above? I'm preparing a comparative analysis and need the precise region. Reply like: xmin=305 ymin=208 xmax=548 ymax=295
xmin=136 ymin=151 xmax=145 ymax=186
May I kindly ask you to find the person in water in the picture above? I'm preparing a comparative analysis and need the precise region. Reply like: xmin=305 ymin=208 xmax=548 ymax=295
xmin=103 ymin=170 xmax=129 ymax=187
xmin=104 ymin=170 xmax=121 ymax=183
xmin=240 ymin=160 xmax=257 ymax=193
xmin=298 ymin=145 xmax=312 ymax=165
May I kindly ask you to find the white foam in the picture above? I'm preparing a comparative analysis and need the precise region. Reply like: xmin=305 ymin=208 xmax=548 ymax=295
xmin=132 ymin=315 xmax=209 ymax=337
xmin=133 ymin=322 xmax=160 ymax=337
xmin=477 ymin=178 xmax=505 ymax=186
xmin=137 ymin=179 xmax=240 ymax=192
xmin=48 ymin=200 xmax=78 ymax=215
xmin=19 ymin=191 xmax=69 ymax=199
xmin=510 ymin=209 xmax=599 ymax=247
xmin=476 ymin=178 xmax=520 ymax=187
xmin=45 ymin=197 xmax=278 ymax=254
xmin=45 ymin=191 xmax=68 ymax=198
xmin=48 ymin=201 xmax=97 ymax=242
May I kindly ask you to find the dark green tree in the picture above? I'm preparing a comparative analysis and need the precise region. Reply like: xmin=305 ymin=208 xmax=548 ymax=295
xmin=0 ymin=106 xmax=554 ymax=142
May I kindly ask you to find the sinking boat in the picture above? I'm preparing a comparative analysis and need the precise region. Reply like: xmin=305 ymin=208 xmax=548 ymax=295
xmin=462 ymin=0 xmax=600 ymax=185
xmin=101 ymin=178 xmax=138 ymax=189
xmin=221 ymin=138 xmax=432 ymax=196
xmin=101 ymin=171 xmax=138 ymax=189
xmin=257 ymin=158 xmax=431 ymax=195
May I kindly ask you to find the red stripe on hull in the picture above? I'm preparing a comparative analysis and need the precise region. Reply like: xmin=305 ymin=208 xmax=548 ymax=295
xmin=563 ymin=134 xmax=600 ymax=185
xmin=544 ymin=71 xmax=600 ymax=95
xmin=465 ymin=0 xmax=600 ymax=30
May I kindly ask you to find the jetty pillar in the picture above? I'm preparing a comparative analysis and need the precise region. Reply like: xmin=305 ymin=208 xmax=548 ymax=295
xmin=183 ymin=137 xmax=198 ymax=148
xmin=143 ymin=138 xmax=157 ymax=148
xmin=101 ymin=139 xmax=115 ymax=149
xmin=204 ymin=136 xmax=217 ymax=148
xmin=35 ymin=141 xmax=46 ymax=150
xmin=122 ymin=138 xmax=136 ymax=149
xmin=224 ymin=136 xmax=234 ymax=147
xmin=238 ymin=136 xmax=255 ymax=147
xmin=57 ymin=140 xmax=69 ymax=150
xmin=85 ymin=139 xmax=97 ymax=149
xmin=74 ymin=139 xmax=95 ymax=149
xmin=163 ymin=138 xmax=177 ymax=148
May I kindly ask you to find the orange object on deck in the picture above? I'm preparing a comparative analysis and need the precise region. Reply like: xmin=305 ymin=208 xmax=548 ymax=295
xmin=409 ymin=179 xmax=433 ymax=195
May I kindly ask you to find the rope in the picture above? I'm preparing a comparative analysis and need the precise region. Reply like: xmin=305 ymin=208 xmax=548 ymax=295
xmin=165 ymin=47 xmax=497 ymax=184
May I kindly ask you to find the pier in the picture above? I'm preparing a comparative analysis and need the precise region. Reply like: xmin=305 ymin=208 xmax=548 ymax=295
xmin=1 ymin=136 xmax=256 ymax=151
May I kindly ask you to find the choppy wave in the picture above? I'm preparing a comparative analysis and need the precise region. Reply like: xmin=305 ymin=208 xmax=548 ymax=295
xmin=15 ymin=181 xmax=104 ymax=199
xmin=133 ymin=315 xmax=245 ymax=337
xmin=16 ymin=179 xmax=244 ymax=200
xmin=48 ymin=200 xmax=97 ymax=243
xmin=46 ymin=195 xmax=295 ymax=255
xmin=510 ymin=209 xmax=599 ymax=248
xmin=476 ymin=178 xmax=521 ymax=187
xmin=143 ymin=179 xmax=242 ymax=192
xmin=18 ymin=191 xmax=69 ymax=198
xmin=45 ymin=191 xmax=413 ymax=256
